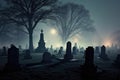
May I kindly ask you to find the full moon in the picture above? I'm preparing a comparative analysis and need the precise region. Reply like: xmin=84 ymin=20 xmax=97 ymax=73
xmin=50 ymin=28 xmax=57 ymax=35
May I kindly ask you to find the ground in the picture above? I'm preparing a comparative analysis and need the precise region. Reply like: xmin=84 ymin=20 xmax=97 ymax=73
xmin=0 ymin=52 xmax=120 ymax=80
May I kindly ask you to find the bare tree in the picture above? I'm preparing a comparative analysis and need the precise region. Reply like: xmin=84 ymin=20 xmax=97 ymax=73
xmin=48 ymin=3 xmax=95 ymax=44
xmin=0 ymin=0 xmax=58 ymax=52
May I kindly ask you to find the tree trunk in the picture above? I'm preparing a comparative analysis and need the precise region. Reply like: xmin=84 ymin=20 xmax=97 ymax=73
xmin=28 ymin=15 xmax=34 ymax=53
xmin=29 ymin=31 xmax=34 ymax=52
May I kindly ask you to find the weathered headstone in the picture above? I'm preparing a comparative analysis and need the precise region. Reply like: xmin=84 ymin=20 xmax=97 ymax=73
xmin=99 ymin=45 xmax=109 ymax=60
xmin=81 ymin=47 xmax=97 ymax=80
xmin=41 ymin=52 xmax=52 ymax=63
xmin=64 ymin=41 xmax=73 ymax=61
xmin=24 ymin=50 xmax=32 ymax=59
xmin=4 ymin=45 xmax=20 ymax=71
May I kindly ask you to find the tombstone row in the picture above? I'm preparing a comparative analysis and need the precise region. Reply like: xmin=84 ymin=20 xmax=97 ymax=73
xmin=3 ymin=42 xmax=118 ymax=73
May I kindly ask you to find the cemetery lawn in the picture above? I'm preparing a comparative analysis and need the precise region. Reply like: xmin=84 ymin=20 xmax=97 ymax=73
xmin=0 ymin=53 xmax=119 ymax=80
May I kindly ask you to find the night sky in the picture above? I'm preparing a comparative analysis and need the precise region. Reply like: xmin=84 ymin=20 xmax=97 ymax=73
xmin=0 ymin=0 xmax=120 ymax=48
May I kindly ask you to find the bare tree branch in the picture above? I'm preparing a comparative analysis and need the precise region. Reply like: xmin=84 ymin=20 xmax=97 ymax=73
xmin=47 ymin=3 xmax=95 ymax=44
xmin=0 ymin=0 xmax=58 ymax=51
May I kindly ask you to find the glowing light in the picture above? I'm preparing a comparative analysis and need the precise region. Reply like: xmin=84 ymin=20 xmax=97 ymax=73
xmin=103 ymin=40 xmax=111 ymax=47
xmin=73 ymin=37 xmax=79 ymax=43
xmin=50 ymin=28 xmax=57 ymax=35
xmin=56 ymin=43 xmax=61 ymax=48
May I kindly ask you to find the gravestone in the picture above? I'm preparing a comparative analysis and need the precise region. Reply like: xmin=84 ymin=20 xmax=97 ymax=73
xmin=41 ymin=52 xmax=52 ymax=63
xmin=4 ymin=45 xmax=20 ymax=71
xmin=50 ymin=45 xmax=54 ymax=54
xmin=24 ymin=50 xmax=32 ymax=59
xmin=84 ymin=47 xmax=94 ymax=66
xmin=58 ymin=46 xmax=64 ymax=54
xmin=72 ymin=46 xmax=77 ymax=55
xmin=81 ymin=47 xmax=97 ymax=80
xmin=95 ymin=46 xmax=100 ymax=54
xmin=99 ymin=45 xmax=109 ymax=60
xmin=2 ymin=46 xmax=7 ymax=56
xmin=36 ymin=29 xmax=46 ymax=53
xmin=64 ymin=41 xmax=73 ymax=61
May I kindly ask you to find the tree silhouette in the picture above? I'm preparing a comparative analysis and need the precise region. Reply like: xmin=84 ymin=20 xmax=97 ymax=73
xmin=0 ymin=0 xmax=57 ymax=52
xmin=48 ymin=3 xmax=95 ymax=44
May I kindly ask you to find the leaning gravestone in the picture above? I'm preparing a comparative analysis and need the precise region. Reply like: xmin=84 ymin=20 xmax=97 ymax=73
xmin=64 ymin=41 xmax=73 ymax=61
xmin=4 ymin=45 xmax=21 ymax=71
xmin=41 ymin=52 xmax=52 ymax=63
xmin=24 ymin=50 xmax=32 ymax=59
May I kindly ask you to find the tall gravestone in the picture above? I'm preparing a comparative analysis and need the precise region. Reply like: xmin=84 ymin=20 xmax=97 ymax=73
xmin=4 ymin=45 xmax=20 ymax=71
xmin=81 ymin=47 xmax=97 ymax=80
xmin=99 ymin=45 xmax=109 ymax=60
xmin=84 ymin=47 xmax=94 ymax=66
xmin=36 ymin=29 xmax=46 ymax=53
xmin=64 ymin=41 xmax=73 ymax=61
